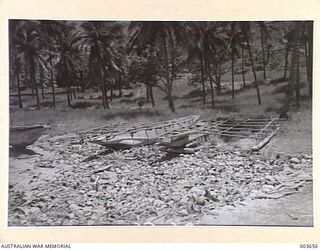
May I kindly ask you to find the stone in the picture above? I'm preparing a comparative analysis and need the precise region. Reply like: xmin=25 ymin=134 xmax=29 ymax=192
xmin=195 ymin=196 xmax=206 ymax=206
xmin=69 ymin=204 xmax=80 ymax=211
xmin=28 ymin=207 xmax=41 ymax=215
xmin=290 ymin=157 xmax=300 ymax=164
xmin=189 ymin=186 xmax=206 ymax=198
xmin=87 ymin=190 xmax=97 ymax=196
xmin=178 ymin=209 xmax=189 ymax=217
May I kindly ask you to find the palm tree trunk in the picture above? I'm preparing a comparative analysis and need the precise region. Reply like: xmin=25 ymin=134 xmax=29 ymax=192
xmin=80 ymin=71 xmax=85 ymax=93
xmin=64 ymin=67 xmax=72 ymax=107
xmin=48 ymin=55 xmax=56 ymax=107
xmin=16 ymin=71 xmax=23 ymax=108
xmin=231 ymin=49 xmax=235 ymax=99
xmin=73 ymin=85 xmax=77 ymax=99
xmin=307 ymin=22 xmax=313 ymax=97
xmin=39 ymin=66 xmax=45 ymax=99
xmin=66 ymin=84 xmax=72 ymax=107
xmin=283 ymin=46 xmax=290 ymax=80
xmin=102 ymin=69 xmax=110 ymax=109
xmin=199 ymin=53 xmax=206 ymax=104
xmin=205 ymin=57 xmax=214 ymax=108
xmin=241 ymin=47 xmax=246 ymax=87
xmin=260 ymin=24 xmax=267 ymax=80
xmin=30 ymin=58 xmax=40 ymax=110
xmin=110 ymin=86 xmax=113 ymax=101
xmin=161 ymin=34 xmax=175 ymax=113
xmin=289 ymin=22 xmax=301 ymax=105
xmin=50 ymin=67 xmax=56 ymax=108
xmin=149 ymin=85 xmax=155 ymax=107
xmin=295 ymin=47 xmax=300 ymax=107
xmin=245 ymin=31 xmax=261 ymax=105
xmin=146 ymin=84 xmax=150 ymax=102
xmin=118 ymin=73 xmax=122 ymax=97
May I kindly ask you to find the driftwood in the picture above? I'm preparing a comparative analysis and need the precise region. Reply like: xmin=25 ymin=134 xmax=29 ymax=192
xmin=94 ymin=176 xmax=100 ymax=191
xmin=163 ymin=148 xmax=195 ymax=154
xmin=93 ymin=166 xmax=112 ymax=174
xmin=251 ymin=127 xmax=280 ymax=151
xmin=255 ymin=190 xmax=300 ymax=199
xmin=82 ymin=149 xmax=113 ymax=162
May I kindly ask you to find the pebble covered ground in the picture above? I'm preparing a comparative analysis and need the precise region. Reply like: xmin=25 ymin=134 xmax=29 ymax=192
xmin=8 ymin=131 xmax=312 ymax=226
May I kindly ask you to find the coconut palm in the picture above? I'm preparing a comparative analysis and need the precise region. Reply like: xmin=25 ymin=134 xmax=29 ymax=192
xmin=240 ymin=21 xmax=262 ymax=105
xmin=184 ymin=22 xmax=208 ymax=104
xmin=80 ymin=21 xmax=124 ymax=108
xmin=288 ymin=22 xmax=303 ymax=107
xmin=12 ymin=20 xmax=49 ymax=110
xmin=228 ymin=21 xmax=244 ymax=99
xmin=184 ymin=22 xmax=226 ymax=107
xmin=54 ymin=22 xmax=83 ymax=107
xmin=128 ymin=21 xmax=184 ymax=112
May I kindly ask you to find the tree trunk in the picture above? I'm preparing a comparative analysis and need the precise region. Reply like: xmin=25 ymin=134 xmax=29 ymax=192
xmin=295 ymin=47 xmax=300 ymax=107
xmin=50 ymin=67 xmax=56 ymax=108
xmin=64 ymin=67 xmax=72 ymax=107
xmin=80 ymin=71 xmax=85 ymax=93
xmin=48 ymin=54 xmax=56 ymax=107
xmin=260 ymin=24 xmax=267 ymax=80
xmin=101 ymin=70 xmax=106 ymax=109
xmin=289 ymin=22 xmax=301 ymax=105
xmin=206 ymin=58 xmax=215 ymax=108
xmin=66 ymin=84 xmax=72 ymax=107
xmin=73 ymin=85 xmax=77 ymax=99
xmin=118 ymin=73 xmax=122 ymax=97
xmin=149 ymin=85 xmax=155 ymax=107
xmin=110 ymin=88 xmax=113 ymax=101
xmin=30 ymin=58 xmax=40 ymax=110
xmin=162 ymin=34 xmax=175 ymax=113
xmin=199 ymin=53 xmax=206 ymax=104
xmin=307 ymin=22 xmax=313 ymax=97
xmin=16 ymin=71 xmax=23 ymax=108
xmin=283 ymin=46 xmax=290 ymax=80
xmin=102 ymin=69 xmax=110 ymax=109
xmin=146 ymin=84 xmax=150 ymax=102
xmin=241 ymin=47 xmax=246 ymax=87
xmin=245 ymin=31 xmax=261 ymax=105
xmin=231 ymin=50 xmax=235 ymax=99
xmin=39 ymin=66 xmax=45 ymax=99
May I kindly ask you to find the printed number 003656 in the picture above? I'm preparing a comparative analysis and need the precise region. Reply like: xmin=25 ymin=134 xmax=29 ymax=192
xmin=300 ymin=244 xmax=319 ymax=248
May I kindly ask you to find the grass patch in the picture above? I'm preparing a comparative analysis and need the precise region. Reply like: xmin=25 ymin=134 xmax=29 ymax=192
xmin=72 ymin=101 xmax=97 ymax=109
xmin=101 ymin=108 xmax=162 ymax=120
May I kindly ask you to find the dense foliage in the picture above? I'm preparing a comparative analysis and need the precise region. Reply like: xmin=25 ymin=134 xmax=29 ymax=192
xmin=9 ymin=20 xmax=313 ymax=111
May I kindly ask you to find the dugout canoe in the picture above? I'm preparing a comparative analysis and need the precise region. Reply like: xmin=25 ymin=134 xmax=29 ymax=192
xmin=10 ymin=124 xmax=49 ymax=147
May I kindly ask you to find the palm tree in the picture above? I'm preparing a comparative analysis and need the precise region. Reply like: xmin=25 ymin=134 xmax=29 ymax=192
xmin=301 ymin=21 xmax=313 ymax=97
xmin=240 ymin=21 xmax=262 ymax=105
xmin=39 ymin=20 xmax=67 ymax=108
xmin=258 ymin=22 xmax=270 ymax=81
xmin=128 ymin=21 xmax=183 ymax=112
xmin=289 ymin=22 xmax=302 ymax=107
xmin=184 ymin=22 xmax=207 ymax=104
xmin=55 ymin=23 xmax=83 ymax=107
xmin=12 ymin=21 xmax=49 ymax=110
xmin=228 ymin=22 xmax=243 ymax=99
xmin=81 ymin=21 xmax=124 ymax=109
xmin=12 ymin=53 xmax=23 ymax=108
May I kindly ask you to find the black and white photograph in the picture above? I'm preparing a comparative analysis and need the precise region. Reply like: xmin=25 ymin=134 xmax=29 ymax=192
xmin=8 ymin=20 xmax=313 ymax=227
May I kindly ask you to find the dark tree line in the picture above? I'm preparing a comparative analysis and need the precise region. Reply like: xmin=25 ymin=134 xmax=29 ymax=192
xmin=9 ymin=20 xmax=313 ymax=112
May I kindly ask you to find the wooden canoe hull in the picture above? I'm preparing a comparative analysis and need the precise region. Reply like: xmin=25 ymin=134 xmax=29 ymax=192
xmin=10 ymin=125 xmax=46 ymax=147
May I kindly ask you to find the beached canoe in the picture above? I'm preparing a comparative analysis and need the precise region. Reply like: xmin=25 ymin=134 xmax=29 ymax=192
xmin=10 ymin=125 xmax=48 ymax=147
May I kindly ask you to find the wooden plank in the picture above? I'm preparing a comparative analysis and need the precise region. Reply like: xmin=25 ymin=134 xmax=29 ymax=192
xmin=220 ymin=119 xmax=248 ymax=134
xmin=258 ymin=118 xmax=277 ymax=135
xmin=216 ymin=125 xmax=274 ymax=131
